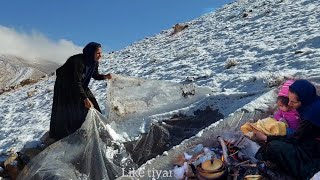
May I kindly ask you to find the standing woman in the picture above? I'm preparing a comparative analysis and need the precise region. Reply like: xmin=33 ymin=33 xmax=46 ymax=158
xmin=50 ymin=42 xmax=111 ymax=140
xmin=254 ymin=79 xmax=320 ymax=179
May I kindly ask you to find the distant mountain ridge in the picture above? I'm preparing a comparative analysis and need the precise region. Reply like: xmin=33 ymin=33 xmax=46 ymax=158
xmin=0 ymin=54 xmax=59 ymax=90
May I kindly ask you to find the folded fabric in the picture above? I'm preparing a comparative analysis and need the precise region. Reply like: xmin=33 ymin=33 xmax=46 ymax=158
xmin=241 ymin=117 xmax=288 ymax=137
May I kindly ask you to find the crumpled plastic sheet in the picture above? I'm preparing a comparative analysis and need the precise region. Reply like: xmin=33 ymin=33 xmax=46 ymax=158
xmin=18 ymin=109 xmax=137 ymax=180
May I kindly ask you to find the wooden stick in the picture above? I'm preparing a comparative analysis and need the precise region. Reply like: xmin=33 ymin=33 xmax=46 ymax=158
xmin=238 ymin=164 xmax=257 ymax=168
xmin=235 ymin=160 xmax=250 ymax=167
xmin=217 ymin=136 xmax=230 ymax=165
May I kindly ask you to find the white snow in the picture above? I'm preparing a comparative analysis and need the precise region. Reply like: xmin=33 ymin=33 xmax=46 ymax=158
xmin=0 ymin=0 xmax=319 ymax=157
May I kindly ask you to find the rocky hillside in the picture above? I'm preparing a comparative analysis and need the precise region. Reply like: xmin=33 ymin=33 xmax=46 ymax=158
xmin=0 ymin=55 xmax=59 ymax=92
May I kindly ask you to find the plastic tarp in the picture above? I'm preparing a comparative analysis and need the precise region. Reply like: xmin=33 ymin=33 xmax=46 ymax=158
xmin=18 ymin=75 xmax=219 ymax=179
xmin=18 ymin=108 xmax=137 ymax=180
xmin=105 ymin=74 xmax=215 ymax=141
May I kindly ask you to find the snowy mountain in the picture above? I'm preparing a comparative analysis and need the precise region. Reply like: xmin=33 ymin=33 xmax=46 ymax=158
xmin=103 ymin=0 xmax=320 ymax=89
xmin=0 ymin=0 xmax=319 ymax=177
xmin=0 ymin=54 xmax=59 ymax=90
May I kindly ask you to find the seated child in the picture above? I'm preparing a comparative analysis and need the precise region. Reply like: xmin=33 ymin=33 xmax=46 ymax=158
xmin=241 ymin=80 xmax=300 ymax=138
xmin=274 ymin=80 xmax=300 ymax=134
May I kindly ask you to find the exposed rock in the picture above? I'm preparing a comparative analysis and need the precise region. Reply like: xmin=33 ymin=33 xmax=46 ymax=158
xmin=27 ymin=90 xmax=37 ymax=98
xmin=20 ymin=78 xmax=38 ymax=87
xmin=170 ymin=23 xmax=189 ymax=36
xmin=225 ymin=59 xmax=237 ymax=69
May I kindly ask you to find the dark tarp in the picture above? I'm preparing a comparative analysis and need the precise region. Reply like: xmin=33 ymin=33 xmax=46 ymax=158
xmin=124 ymin=107 xmax=224 ymax=166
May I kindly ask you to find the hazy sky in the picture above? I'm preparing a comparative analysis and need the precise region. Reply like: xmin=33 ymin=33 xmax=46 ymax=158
xmin=0 ymin=0 xmax=233 ymax=62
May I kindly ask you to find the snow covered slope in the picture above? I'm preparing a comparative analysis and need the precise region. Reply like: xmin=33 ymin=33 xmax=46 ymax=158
xmin=102 ymin=0 xmax=320 ymax=91
xmin=0 ymin=0 xmax=319 ymax=157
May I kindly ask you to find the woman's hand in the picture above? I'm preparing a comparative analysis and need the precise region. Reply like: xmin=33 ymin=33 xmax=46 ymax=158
xmin=104 ymin=73 xmax=112 ymax=80
xmin=84 ymin=98 xmax=93 ymax=109
xmin=253 ymin=129 xmax=267 ymax=142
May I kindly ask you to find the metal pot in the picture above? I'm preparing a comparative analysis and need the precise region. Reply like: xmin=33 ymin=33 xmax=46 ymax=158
xmin=196 ymin=159 xmax=226 ymax=180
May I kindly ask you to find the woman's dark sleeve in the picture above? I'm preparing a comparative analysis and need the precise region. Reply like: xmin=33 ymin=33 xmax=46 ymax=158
xmin=267 ymin=135 xmax=286 ymax=142
xmin=267 ymin=120 xmax=319 ymax=143
xmin=293 ymin=120 xmax=318 ymax=141
xmin=70 ymin=58 xmax=87 ymax=100
xmin=92 ymin=64 xmax=105 ymax=80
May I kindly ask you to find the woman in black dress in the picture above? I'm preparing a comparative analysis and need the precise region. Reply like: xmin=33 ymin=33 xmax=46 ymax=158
xmin=50 ymin=42 xmax=111 ymax=140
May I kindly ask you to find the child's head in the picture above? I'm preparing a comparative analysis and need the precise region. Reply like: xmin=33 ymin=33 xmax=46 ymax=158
xmin=278 ymin=80 xmax=295 ymax=96
xmin=277 ymin=96 xmax=290 ymax=112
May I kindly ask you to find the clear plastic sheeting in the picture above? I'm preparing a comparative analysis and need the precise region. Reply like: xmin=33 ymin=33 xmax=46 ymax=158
xmin=17 ymin=75 xmax=217 ymax=180
xmin=106 ymin=74 xmax=214 ymax=141
xmin=18 ymin=108 xmax=137 ymax=180
xmin=106 ymin=75 xmax=213 ymax=121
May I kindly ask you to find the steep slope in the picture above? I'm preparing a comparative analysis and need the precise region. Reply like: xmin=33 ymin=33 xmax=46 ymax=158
xmin=102 ymin=0 xmax=320 ymax=92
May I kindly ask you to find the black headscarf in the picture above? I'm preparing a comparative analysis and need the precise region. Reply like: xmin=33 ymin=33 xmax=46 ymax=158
xmin=289 ymin=79 xmax=320 ymax=126
xmin=82 ymin=42 xmax=101 ymax=88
